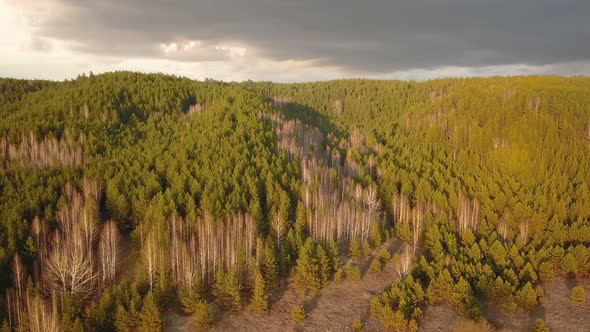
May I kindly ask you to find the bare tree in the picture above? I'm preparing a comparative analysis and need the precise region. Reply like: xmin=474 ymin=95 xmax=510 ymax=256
xmin=272 ymin=212 xmax=286 ymax=247
xmin=142 ymin=229 xmax=157 ymax=291
xmin=98 ymin=220 xmax=119 ymax=287
xmin=519 ymin=221 xmax=530 ymax=244
xmin=497 ymin=221 xmax=508 ymax=241
xmin=43 ymin=182 xmax=98 ymax=298
xmin=457 ymin=193 xmax=480 ymax=234
xmin=411 ymin=203 xmax=425 ymax=254
xmin=43 ymin=232 xmax=96 ymax=297
xmin=396 ymin=244 xmax=413 ymax=279
xmin=21 ymin=292 xmax=60 ymax=332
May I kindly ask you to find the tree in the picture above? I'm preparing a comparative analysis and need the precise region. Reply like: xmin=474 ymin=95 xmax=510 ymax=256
xmin=250 ymin=268 xmax=269 ymax=312
xmin=291 ymin=305 xmax=305 ymax=321
xmin=561 ymin=253 xmax=578 ymax=277
xmin=317 ymin=245 xmax=331 ymax=285
xmin=192 ymin=301 xmax=214 ymax=328
xmin=538 ymin=261 xmax=555 ymax=282
xmin=327 ymin=240 xmax=340 ymax=271
xmin=98 ymin=221 xmax=119 ymax=287
xmin=515 ymin=282 xmax=537 ymax=310
xmin=532 ymin=319 xmax=550 ymax=332
xmin=293 ymin=238 xmax=321 ymax=297
xmin=570 ymin=286 xmax=586 ymax=304
xmin=212 ymin=269 xmax=242 ymax=311
xmin=263 ymin=240 xmax=278 ymax=285
xmin=139 ymin=291 xmax=161 ymax=332
xmin=349 ymin=237 xmax=361 ymax=260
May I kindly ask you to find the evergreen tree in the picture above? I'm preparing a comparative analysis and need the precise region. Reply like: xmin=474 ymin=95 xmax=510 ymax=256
xmin=250 ymin=267 xmax=269 ymax=312
xmin=317 ymin=244 xmax=332 ymax=285
xmin=263 ymin=240 xmax=278 ymax=285
xmin=294 ymin=238 xmax=321 ymax=297
xmin=349 ymin=237 xmax=362 ymax=260
xmin=212 ymin=268 xmax=243 ymax=311
xmin=138 ymin=291 xmax=162 ymax=332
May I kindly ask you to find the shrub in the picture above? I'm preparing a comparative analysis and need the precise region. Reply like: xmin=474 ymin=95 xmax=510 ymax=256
xmin=570 ymin=286 xmax=586 ymax=304
xmin=532 ymin=319 xmax=549 ymax=332
xmin=377 ymin=248 xmax=391 ymax=263
xmin=193 ymin=301 xmax=214 ymax=328
xmin=334 ymin=268 xmax=344 ymax=283
xmin=291 ymin=305 xmax=305 ymax=322
xmin=515 ymin=283 xmax=538 ymax=310
xmin=345 ymin=264 xmax=362 ymax=282
xmin=453 ymin=320 xmax=493 ymax=332
xmin=352 ymin=319 xmax=363 ymax=331
xmin=370 ymin=259 xmax=382 ymax=272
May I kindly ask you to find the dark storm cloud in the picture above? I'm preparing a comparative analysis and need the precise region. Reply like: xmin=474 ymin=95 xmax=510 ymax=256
xmin=31 ymin=0 xmax=590 ymax=72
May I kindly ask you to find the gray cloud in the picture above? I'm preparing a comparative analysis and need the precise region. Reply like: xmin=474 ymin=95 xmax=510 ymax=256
xmin=26 ymin=0 xmax=590 ymax=73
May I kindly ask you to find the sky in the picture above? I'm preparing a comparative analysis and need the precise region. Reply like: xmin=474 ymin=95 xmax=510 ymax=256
xmin=1 ymin=0 xmax=590 ymax=82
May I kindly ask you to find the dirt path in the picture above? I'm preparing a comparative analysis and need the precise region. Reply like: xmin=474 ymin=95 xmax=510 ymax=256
xmin=166 ymin=239 xmax=402 ymax=331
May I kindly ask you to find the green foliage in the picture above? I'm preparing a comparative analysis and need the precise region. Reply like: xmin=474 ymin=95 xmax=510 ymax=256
xmin=532 ymin=319 xmax=550 ymax=332
xmin=345 ymin=264 xmax=362 ymax=282
xmin=352 ymin=319 xmax=363 ymax=331
xmin=192 ymin=301 xmax=214 ymax=328
xmin=294 ymin=238 xmax=321 ymax=297
xmin=515 ymin=282 xmax=538 ymax=310
xmin=317 ymin=244 xmax=332 ymax=285
xmin=138 ymin=291 xmax=162 ymax=332
xmin=538 ymin=261 xmax=555 ymax=282
xmin=250 ymin=268 xmax=269 ymax=312
xmin=3 ymin=73 xmax=590 ymax=329
xmin=349 ymin=237 xmax=362 ymax=260
xmin=263 ymin=241 xmax=278 ymax=285
xmin=570 ymin=285 xmax=586 ymax=304
xmin=561 ymin=253 xmax=578 ymax=278
xmin=212 ymin=268 xmax=242 ymax=311
xmin=370 ymin=258 xmax=382 ymax=272
xmin=291 ymin=305 xmax=305 ymax=322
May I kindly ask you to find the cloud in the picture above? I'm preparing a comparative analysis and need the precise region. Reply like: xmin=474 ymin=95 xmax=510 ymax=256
xmin=2 ymin=0 xmax=590 ymax=81
xmin=15 ymin=0 xmax=590 ymax=73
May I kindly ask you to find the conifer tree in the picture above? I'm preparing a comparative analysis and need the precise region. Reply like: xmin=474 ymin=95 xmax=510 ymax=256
xmin=250 ymin=267 xmax=269 ymax=312
xmin=349 ymin=237 xmax=362 ymax=260
xmin=294 ymin=238 xmax=321 ymax=297
xmin=212 ymin=268 xmax=242 ymax=311
xmin=139 ymin=291 xmax=162 ymax=332
xmin=263 ymin=240 xmax=278 ymax=286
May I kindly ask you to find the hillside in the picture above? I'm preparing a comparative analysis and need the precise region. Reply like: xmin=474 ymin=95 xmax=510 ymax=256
xmin=1 ymin=72 xmax=590 ymax=331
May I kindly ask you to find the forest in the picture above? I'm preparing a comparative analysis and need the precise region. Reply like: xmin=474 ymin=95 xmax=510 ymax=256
xmin=0 ymin=72 xmax=589 ymax=331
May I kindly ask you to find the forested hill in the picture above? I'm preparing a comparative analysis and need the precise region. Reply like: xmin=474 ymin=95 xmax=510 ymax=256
xmin=0 ymin=72 xmax=589 ymax=331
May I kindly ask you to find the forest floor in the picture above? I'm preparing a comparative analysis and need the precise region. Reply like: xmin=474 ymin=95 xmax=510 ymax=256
xmin=419 ymin=278 xmax=590 ymax=332
xmin=165 ymin=238 xmax=402 ymax=331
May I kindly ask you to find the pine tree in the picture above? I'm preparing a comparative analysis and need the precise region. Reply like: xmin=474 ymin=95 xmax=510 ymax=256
xmin=570 ymin=286 xmax=586 ymax=304
xmin=328 ymin=239 xmax=340 ymax=271
xmin=1 ymin=320 xmax=10 ymax=332
xmin=212 ymin=268 xmax=242 ymax=311
xmin=291 ymin=305 xmax=305 ymax=321
xmin=561 ymin=253 xmax=578 ymax=277
xmin=192 ymin=301 xmax=214 ymax=328
xmin=179 ymin=284 xmax=203 ymax=315
xmin=515 ymin=282 xmax=537 ymax=310
xmin=294 ymin=238 xmax=321 ymax=298
xmin=114 ymin=304 xmax=131 ymax=332
xmin=250 ymin=268 xmax=269 ymax=312
xmin=532 ymin=319 xmax=550 ymax=332
xmin=138 ymin=291 xmax=162 ymax=332
xmin=317 ymin=244 xmax=331 ymax=285
xmin=349 ymin=237 xmax=361 ymax=260
xmin=263 ymin=240 xmax=278 ymax=285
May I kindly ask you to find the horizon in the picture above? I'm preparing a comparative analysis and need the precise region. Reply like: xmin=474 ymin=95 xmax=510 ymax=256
xmin=1 ymin=0 xmax=590 ymax=82
xmin=2 ymin=70 xmax=589 ymax=84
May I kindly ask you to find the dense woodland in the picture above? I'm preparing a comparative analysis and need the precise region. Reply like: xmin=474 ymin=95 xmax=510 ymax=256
xmin=0 ymin=72 xmax=589 ymax=331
